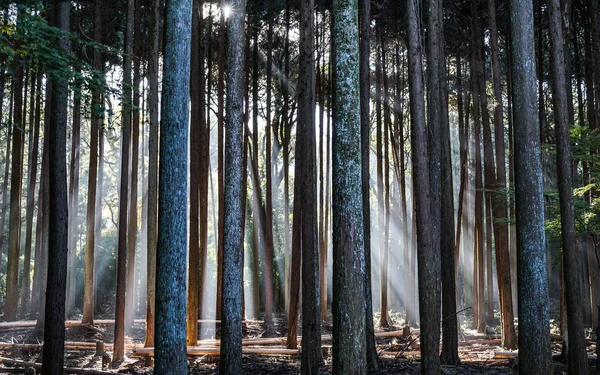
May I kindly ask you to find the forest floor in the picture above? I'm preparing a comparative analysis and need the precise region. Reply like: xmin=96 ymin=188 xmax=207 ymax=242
xmin=0 ymin=311 xmax=594 ymax=374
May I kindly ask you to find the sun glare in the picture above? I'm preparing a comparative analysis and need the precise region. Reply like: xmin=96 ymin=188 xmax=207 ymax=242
xmin=223 ymin=5 xmax=231 ymax=20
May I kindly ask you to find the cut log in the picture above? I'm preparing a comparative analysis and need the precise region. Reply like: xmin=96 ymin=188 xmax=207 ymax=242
xmin=132 ymin=346 xmax=300 ymax=357
xmin=0 ymin=356 xmax=117 ymax=374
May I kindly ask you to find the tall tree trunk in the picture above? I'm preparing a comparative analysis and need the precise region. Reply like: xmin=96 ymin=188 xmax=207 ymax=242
xmin=407 ymin=0 xmax=437 ymax=371
xmin=487 ymin=0 xmax=517 ymax=349
xmin=510 ymin=0 xmax=553 ymax=372
xmin=67 ymin=82 xmax=81 ymax=317
xmin=113 ymin=0 xmax=135 ymax=361
xmin=42 ymin=2 xmax=70 ymax=372
xmin=187 ymin=0 xmax=203 ymax=346
xmin=82 ymin=0 xmax=103 ymax=325
xmin=263 ymin=0 xmax=275 ymax=331
xmin=331 ymin=1 xmax=367 ymax=373
xmin=22 ymin=72 xmax=41 ymax=317
xmin=219 ymin=0 xmax=247 ymax=372
xmin=5 ymin=22 xmax=25 ymax=322
xmin=145 ymin=0 xmax=161 ymax=347
xmin=155 ymin=0 xmax=192 ymax=371
xmin=125 ymin=0 xmax=142 ymax=332
xmin=298 ymin=0 xmax=321 ymax=371
xmin=548 ymin=0 xmax=589 ymax=372
xmin=359 ymin=0 xmax=379 ymax=370
xmin=216 ymin=5 xmax=226 ymax=321
xmin=380 ymin=33 xmax=391 ymax=328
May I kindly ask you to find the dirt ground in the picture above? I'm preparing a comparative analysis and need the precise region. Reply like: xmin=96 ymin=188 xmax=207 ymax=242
xmin=0 ymin=312 xmax=592 ymax=374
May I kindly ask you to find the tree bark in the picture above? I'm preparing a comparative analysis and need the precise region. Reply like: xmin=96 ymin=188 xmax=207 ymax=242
xmin=113 ymin=0 xmax=135 ymax=361
xmin=219 ymin=1 xmax=247 ymax=372
xmin=510 ymin=0 xmax=553 ymax=372
xmin=548 ymin=0 xmax=589 ymax=372
xmin=42 ymin=2 xmax=70 ymax=372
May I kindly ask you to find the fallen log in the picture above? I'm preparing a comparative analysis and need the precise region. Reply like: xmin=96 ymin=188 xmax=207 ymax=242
xmin=0 ymin=356 xmax=116 ymax=374
xmin=0 ymin=319 xmax=264 ymax=331
xmin=132 ymin=346 xmax=300 ymax=357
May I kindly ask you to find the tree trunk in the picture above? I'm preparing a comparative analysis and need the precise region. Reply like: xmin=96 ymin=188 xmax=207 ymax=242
xmin=264 ymin=0 xmax=275 ymax=331
xmin=154 ymin=0 xmax=192 ymax=372
xmin=82 ymin=0 xmax=104 ymax=325
xmin=21 ymin=72 xmax=41 ymax=317
xmin=113 ymin=0 xmax=135 ymax=361
xmin=510 ymin=0 xmax=553 ymax=372
xmin=219 ymin=1 xmax=247 ymax=372
xmin=144 ymin=0 xmax=161 ymax=348
xmin=66 ymin=82 xmax=81 ymax=317
xmin=548 ymin=0 xmax=589 ymax=372
xmin=125 ymin=0 xmax=142 ymax=332
xmin=359 ymin=0 xmax=379 ymax=370
xmin=5 ymin=22 xmax=25 ymax=322
xmin=216 ymin=6 xmax=226 ymax=322
xmin=331 ymin=1 xmax=367 ymax=373
xmin=487 ymin=0 xmax=517 ymax=349
xmin=187 ymin=0 xmax=203 ymax=346
xmin=298 ymin=0 xmax=321 ymax=372
xmin=42 ymin=2 xmax=70 ymax=372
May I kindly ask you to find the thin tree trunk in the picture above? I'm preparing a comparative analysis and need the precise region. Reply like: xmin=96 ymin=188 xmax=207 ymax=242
xmin=82 ymin=0 xmax=104 ymax=325
xmin=216 ymin=6 xmax=226 ymax=321
xmin=548 ymin=0 xmax=589 ymax=371
xmin=187 ymin=0 xmax=203 ymax=346
xmin=144 ymin=0 xmax=161 ymax=349
xmin=67 ymin=82 xmax=81 ymax=317
xmin=380 ymin=33 xmax=390 ymax=328
xmin=5 ymin=25 xmax=25 ymax=322
xmin=113 ymin=0 xmax=135 ymax=361
xmin=359 ymin=0 xmax=379 ymax=370
xmin=125 ymin=0 xmax=142 ymax=332
xmin=21 ymin=72 xmax=41 ymax=317
xmin=487 ymin=0 xmax=517 ymax=349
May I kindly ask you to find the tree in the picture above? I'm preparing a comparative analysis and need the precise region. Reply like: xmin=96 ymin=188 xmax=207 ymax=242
xmin=510 ymin=0 xmax=553 ymax=372
xmin=5 ymin=9 xmax=25 ymax=322
xmin=42 ymin=1 xmax=70 ymax=372
xmin=331 ymin=1 xmax=367 ymax=373
xmin=82 ymin=0 xmax=104 ymax=325
xmin=297 ymin=0 xmax=321 ymax=372
xmin=154 ymin=0 xmax=192 ymax=371
xmin=359 ymin=0 xmax=379 ymax=370
xmin=113 ymin=0 xmax=135 ymax=361
xmin=145 ymin=0 xmax=162 ymax=348
xmin=219 ymin=0 xmax=247 ymax=372
xmin=408 ymin=0 xmax=440 ymax=372
xmin=547 ymin=0 xmax=588 ymax=372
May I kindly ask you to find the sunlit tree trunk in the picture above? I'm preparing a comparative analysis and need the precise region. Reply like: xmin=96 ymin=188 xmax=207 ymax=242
xmin=510 ymin=0 xmax=553 ymax=372
xmin=144 ymin=0 xmax=161 ymax=348
xmin=219 ymin=0 xmax=247 ymax=372
xmin=113 ymin=0 xmax=135 ymax=361
xmin=22 ymin=72 xmax=41 ymax=317
xmin=66 ymin=79 xmax=81 ymax=317
xmin=125 ymin=0 xmax=142 ymax=332
xmin=82 ymin=0 xmax=104 ymax=325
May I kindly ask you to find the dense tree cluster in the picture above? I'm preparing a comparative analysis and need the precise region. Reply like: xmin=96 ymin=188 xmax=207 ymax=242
xmin=0 ymin=0 xmax=597 ymax=374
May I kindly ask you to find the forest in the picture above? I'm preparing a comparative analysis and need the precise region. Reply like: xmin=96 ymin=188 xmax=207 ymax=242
xmin=0 ymin=0 xmax=597 ymax=373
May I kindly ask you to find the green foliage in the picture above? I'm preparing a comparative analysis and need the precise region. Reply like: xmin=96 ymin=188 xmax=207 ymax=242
xmin=0 ymin=4 xmax=109 ymax=100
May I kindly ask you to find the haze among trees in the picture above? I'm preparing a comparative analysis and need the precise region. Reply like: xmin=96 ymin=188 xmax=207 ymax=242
xmin=0 ymin=0 xmax=597 ymax=374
